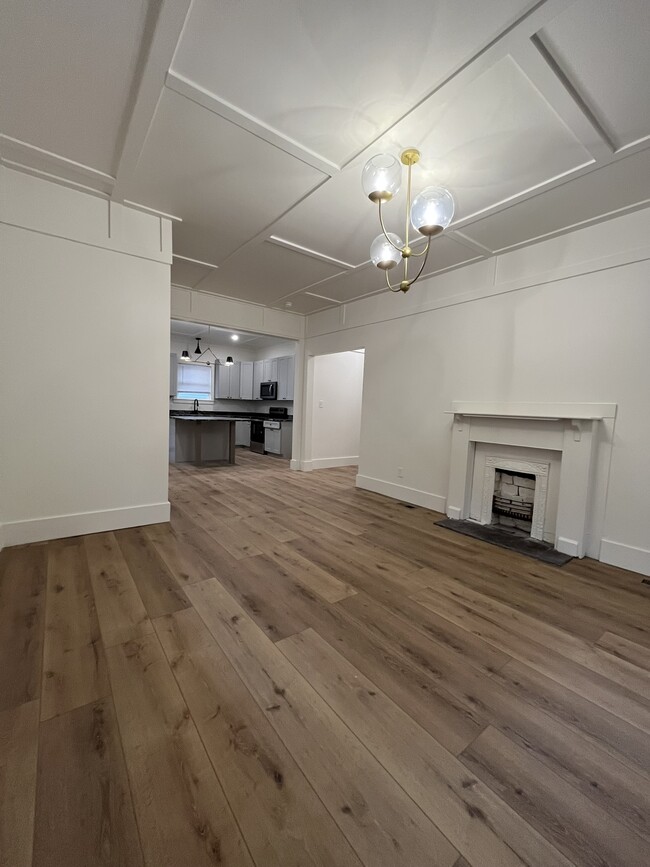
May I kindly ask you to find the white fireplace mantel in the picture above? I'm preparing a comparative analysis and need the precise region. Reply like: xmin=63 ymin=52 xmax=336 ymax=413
xmin=445 ymin=402 xmax=617 ymax=559
xmin=448 ymin=401 xmax=617 ymax=420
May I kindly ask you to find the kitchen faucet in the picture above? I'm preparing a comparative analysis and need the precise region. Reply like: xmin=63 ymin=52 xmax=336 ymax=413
xmin=193 ymin=399 xmax=199 ymax=413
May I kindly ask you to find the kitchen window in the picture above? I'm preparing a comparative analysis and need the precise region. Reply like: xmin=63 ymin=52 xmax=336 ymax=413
xmin=176 ymin=362 xmax=213 ymax=401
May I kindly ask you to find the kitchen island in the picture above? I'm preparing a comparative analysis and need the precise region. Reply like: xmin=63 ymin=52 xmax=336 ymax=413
xmin=169 ymin=410 xmax=294 ymax=465
xmin=171 ymin=415 xmax=244 ymax=464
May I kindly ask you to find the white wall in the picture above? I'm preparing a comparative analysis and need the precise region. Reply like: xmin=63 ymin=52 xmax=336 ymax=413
xmin=300 ymin=207 xmax=650 ymax=576
xmin=0 ymin=167 xmax=172 ymax=547
xmin=305 ymin=351 xmax=364 ymax=470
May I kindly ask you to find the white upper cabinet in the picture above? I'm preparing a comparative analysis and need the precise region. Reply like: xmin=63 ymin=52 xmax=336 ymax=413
xmin=216 ymin=361 xmax=241 ymax=399
xmin=240 ymin=361 xmax=254 ymax=400
xmin=253 ymin=360 xmax=264 ymax=400
xmin=276 ymin=355 xmax=294 ymax=400
xmin=263 ymin=357 xmax=278 ymax=382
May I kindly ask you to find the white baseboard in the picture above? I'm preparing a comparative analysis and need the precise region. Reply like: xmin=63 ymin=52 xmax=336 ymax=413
xmin=0 ymin=502 xmax=171 ymax=548
xmin=355 ymin=475 xmax=447 ymax=513
xmin=556 ymin=536 xmax=582 ymax=557
xmin=446 ymin=506 xmax=462 ymax=520
xmin=0 ymin=523 xmax=4 ymax=552
xmin=599 ymin=538 xmax=650 ymax=577
xmin=290 ymin=459 xmax=300 ymax=471
xmin=301 ymin=456 xmax=359 ymax=471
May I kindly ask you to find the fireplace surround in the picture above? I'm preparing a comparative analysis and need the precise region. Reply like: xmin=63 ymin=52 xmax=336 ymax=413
xmin=445 ymin=402 xmax=617 ymax=558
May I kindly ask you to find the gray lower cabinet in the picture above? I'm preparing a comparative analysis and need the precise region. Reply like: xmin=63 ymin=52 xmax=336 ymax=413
xmin=235 ymin=420 xmax=251 ymax=446
xmin=264 ymin=422 xmax=292 ymax=458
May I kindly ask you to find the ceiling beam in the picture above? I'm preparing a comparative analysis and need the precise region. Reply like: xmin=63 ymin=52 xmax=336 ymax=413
xmin=111 ymin=0 xmax=194 ymax=202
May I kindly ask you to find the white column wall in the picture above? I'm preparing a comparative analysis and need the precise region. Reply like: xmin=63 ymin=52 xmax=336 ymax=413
xmin=302 ymin=207 xmax=650 ymax=576
xmin=0 ymin=167 xmax=172 ymax=547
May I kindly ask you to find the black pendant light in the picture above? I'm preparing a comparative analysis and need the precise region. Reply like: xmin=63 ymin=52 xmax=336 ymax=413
xmin=181 ymin=350 xmax=190 ymax=361
xmin=194 ymin=338 xmax=201 ymax=354
xmin=225 ymin=356 xmax=234 ymax=366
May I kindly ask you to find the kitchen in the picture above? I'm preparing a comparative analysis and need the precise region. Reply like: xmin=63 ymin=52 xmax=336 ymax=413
xmin=169 ymin=320 xmax=296 ymax=465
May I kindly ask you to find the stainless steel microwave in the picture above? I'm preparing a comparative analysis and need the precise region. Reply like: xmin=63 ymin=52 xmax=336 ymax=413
xmin=260 ymin=380 xmax=277 ymax=399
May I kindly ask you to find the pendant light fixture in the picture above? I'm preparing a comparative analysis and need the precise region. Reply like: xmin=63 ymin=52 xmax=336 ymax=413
xmin=225 ymin=356 xmax=234 ymax=366
xmin=362 ymin=148 xmax=455 ymax=293
xmin=180 ymin=350 xmax=191 ymax=361
xmin=194 ymin=338 xmax=202 ymax=354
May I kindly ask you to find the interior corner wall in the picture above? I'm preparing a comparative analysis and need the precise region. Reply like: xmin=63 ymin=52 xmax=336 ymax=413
xmin=0 ymin=167 xmax=172 ymax=547
xmin=306 ymin=351 xmax=364 ymax=469
xmin=303 ymin=207 xmax=650 ymax=576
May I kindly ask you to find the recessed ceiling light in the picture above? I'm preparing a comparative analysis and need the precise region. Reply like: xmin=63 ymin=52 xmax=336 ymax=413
xmin=231 ymin=334 xmax=239 ymax=341
xmin=285 ymin=301 xmax=293 ymax=308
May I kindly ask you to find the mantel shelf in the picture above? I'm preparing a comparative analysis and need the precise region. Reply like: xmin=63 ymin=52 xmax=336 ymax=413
xmin=448 ymin=402 xmax=617 ymax=421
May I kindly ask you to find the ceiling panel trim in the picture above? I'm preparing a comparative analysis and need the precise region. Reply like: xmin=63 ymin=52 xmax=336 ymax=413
xmin=268 ymin=235 xmax=355 ymax=269
xmin=0 ymin=134 xmax=115 ymax=194
xmin=165 ymin=71 xmax=340 ymax=176
xmin=304 ymin=291 xmax=343 ymax=304
xmin=173 ymin=253 xmax=218 ymax=269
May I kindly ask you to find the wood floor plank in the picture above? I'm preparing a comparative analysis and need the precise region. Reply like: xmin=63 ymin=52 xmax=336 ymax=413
xmin=115 ymin=527 xmax=191 ymax=617
xmin=0 ymin=545 xmax=47 ymax=712
xmin=342 ymin=588 xmax=650 ymax=835
xmin=492 ymin=659 xmax=650 ymax=777
xmin=143 ymin=522 xmax=217 ymax=584
xmin=413 ymin=572 xmax=650 ymax=697
xmin=186 ymin=578 xmax=460 ymax=867
xmin=106 ymin=632 xmax=254 ymax=867
xmin=264 ymin=541 xmax=357 ymax=603
xmin=412 ymin=585 xmax=650 ymax=732
xmin=461 ymin=725 xmax=649 ymax=867
xmin=169 ymin=505 xmax=241 ymax=576
xmin=212 ymin=554 xmax=312 ymax=642
xmin=84 ymin=532 xmax=153 ymax=648
xmin=33 ymin=698 xmax=142 ymax=867
xmin=595 ymin=630 xmax=650 ymax=672
xmin=279 ymin=627 xmax=574 ymax=867
xmin=0 ymin=700 xmax=39 ymax=867
xmin=213 ymin=554 xmax=485 ymax=753
xmin=155 ymin=608 xmax=364 ymax=867
xmin=41 ymin=538 xmax=110 ymax=720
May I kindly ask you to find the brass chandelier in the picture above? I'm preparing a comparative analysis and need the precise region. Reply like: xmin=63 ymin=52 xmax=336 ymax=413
xmin=362 ymin=148 xmax=455 ymax=293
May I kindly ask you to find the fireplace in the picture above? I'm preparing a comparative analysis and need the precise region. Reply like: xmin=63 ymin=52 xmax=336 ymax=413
xmin=445 ymin=402 xmax=617 ymax=558
xmin=492 ymin=470 xmax=535 ymax=530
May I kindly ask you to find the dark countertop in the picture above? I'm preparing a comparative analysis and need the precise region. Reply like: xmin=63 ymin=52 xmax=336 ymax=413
xmin=170 ymin=410 xmax=293 ymax=421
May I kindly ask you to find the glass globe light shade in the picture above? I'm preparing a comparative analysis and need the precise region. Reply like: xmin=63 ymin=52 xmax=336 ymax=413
xmin=362 ymin=154 xmax=402 ymax=203
xmin=410 ymin=186 xmax=455 ymax=236
xmin=370 ymin=233 xmax=403 ymax=270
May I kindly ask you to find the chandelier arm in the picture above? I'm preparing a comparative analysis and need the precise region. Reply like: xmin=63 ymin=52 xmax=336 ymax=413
xmin=195 ymin=347 xmax=221 ymax=365
xmin=384 ymin=270 xmax=403 ymax=293
xmin=377 ymin=200 xmax=403 ymax=252
xmin=409 ymin=241 xmax=430 ymax=258
xmin=406 ymin=238 xmax=432 ymax=286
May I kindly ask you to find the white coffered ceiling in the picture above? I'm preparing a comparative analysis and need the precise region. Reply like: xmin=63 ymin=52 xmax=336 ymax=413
xmin=2 ymin=0 xmax=649 ymax=315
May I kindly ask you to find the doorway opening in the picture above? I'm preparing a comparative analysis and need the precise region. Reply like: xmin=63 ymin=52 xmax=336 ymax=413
xmin=301 ymin=349 xmax=365 ymax=471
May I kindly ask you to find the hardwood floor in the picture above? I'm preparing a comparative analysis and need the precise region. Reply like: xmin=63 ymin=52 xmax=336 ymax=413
xmin=1 ymin=450 xmax=649 ymax=866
